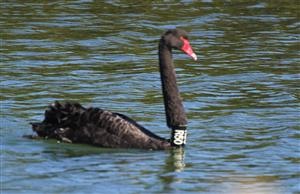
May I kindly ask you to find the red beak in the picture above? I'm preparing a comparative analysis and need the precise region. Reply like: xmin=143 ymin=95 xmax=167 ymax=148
xmin=180 ymin=37 xmax=197 ymax=61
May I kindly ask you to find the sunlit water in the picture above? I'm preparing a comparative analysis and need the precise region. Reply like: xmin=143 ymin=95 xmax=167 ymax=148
xmin=1 ymin=1 xmax=299 ymax=193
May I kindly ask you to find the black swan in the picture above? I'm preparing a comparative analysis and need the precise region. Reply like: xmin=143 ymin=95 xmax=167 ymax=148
xmin=30 ymin=29 xmax=197 ymax=150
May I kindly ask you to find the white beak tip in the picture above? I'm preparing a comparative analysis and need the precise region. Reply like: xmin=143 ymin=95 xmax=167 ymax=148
xmin=191 ymin=53 xmax=197 ymax=61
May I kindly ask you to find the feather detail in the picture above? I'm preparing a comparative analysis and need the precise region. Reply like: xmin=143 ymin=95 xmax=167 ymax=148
xmin=31 ymin=101 xmax=170 ymax=150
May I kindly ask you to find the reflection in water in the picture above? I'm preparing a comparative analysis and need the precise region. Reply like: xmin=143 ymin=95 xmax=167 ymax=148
xmin=158 ymin=148 xmax=185 ymax=193
xmin=165 ymin=148 xmax=186 ymax=173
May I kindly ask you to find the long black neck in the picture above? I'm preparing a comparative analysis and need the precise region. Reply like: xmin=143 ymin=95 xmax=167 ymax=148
xmin=159 ymin=39 xmax=187 ymax=146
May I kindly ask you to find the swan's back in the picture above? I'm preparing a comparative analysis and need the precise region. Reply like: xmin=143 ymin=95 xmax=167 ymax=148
xmin=31 ymin=101 xmax=170 ymax=150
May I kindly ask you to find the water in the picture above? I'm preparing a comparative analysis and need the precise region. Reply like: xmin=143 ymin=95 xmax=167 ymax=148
xmin=1 ymin=1 xmax=299 ymax=193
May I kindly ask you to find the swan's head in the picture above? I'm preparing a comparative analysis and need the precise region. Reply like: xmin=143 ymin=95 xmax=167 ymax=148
xmin=162 ymin=28 xmax=197 ymax=61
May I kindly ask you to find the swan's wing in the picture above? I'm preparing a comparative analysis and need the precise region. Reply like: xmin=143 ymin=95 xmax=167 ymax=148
xmin=114 ymin=113 xmax=167 ymax=141
xmin=31 ymin=101 xmax=170 ymax=149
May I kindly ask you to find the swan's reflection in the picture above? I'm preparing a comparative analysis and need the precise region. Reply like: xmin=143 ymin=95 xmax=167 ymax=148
xmin=157 ymin=148 xmax=186 ymax=193
xmin=162 ymin=147 xmax=186 ymax=173
xmin=168 ymin=148 xmax=186 ymax=172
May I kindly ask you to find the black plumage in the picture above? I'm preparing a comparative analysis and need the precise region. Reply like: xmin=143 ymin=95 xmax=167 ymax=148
xmin=32 ymin=101 xmax=169 ymax=149
xmin=30 ymin=29 xmax=197 ymax=150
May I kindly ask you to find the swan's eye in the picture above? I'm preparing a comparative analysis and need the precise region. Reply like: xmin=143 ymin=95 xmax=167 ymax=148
xmin=182 ymin=36 xmax=188 ymax=40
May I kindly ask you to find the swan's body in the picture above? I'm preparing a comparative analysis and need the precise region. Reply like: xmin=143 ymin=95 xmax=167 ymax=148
xmin=32 ymin=101 xmax=170 ymax=149
xmin=31 ymin=29 xmax=197 ymax=150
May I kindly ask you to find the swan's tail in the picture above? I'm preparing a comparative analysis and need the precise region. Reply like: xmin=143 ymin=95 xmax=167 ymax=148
xmin=30 ymin=101 xmax=86 ymax=139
